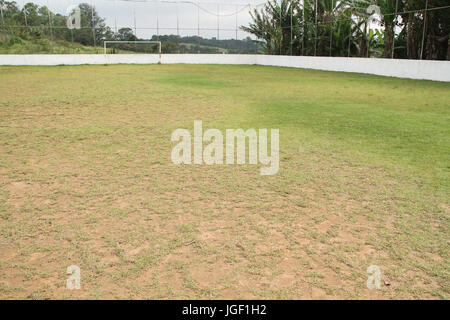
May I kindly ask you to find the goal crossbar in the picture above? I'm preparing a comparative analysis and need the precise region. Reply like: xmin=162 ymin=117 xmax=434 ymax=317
xmin=104 ymin=41 xmax=162 ymax=64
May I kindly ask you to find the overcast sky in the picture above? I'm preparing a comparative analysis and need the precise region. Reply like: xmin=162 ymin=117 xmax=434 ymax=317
xmin=15 ymin=0 xmax=268 ymax=39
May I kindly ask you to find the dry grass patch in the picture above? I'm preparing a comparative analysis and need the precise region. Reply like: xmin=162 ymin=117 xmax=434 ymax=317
xmin=0 ymin=64 xmax=448 ymax=299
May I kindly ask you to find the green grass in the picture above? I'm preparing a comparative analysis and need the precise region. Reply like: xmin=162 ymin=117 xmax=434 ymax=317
xmin=0 ymin=64 xmax=448 ymax=299
xmin=0 ymin=37 xmax=135 ymax=54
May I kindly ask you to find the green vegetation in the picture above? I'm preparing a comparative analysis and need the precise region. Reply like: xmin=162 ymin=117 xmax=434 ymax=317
xmin=243 ymin=0 xmax=449 ymax=59
xmin=0 ymin=2 xmax=111 ymax=48
xmin=155 ymin=35 xmax=259 ymax=54
xmin=0 ymin=1 xmax=260 ymax=54
xmin=0 ymin=37 xmax=106 ymax=54
xmin=0 ymin=64 xmax=448 ymax=299
xmin=1 ymin=0 xmax=449 ymax=58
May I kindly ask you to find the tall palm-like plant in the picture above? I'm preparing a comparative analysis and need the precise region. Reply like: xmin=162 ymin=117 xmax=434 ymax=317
xmin=241 ymin=4 xmax=274 ymax=54
xmin=373 ymin=0 xmax=403 ymax=58
xmin=241 ymin=0 xmax=299 ymax=55
xmin=242 ymin=0 xmax=448 ymax=59
xmin=316 ymin=0 xmax=345 ymax=56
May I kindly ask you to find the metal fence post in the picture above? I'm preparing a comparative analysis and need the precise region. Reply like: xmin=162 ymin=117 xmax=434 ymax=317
xmin=47 ymin=0 xmax=53 ymax=42
xmin=114 ymin=0 xmax=117 ymax=33
xmin=0 ymin=4 xmax=4 ymax=27
xmin=92 ymin=5 xmax=96 ymax=48
xmin=280 ymin=0 xmax=282 ymax=55
xmin=348 ymin=7 xmax=352 ymax=57
xmin=329 ymin=0 xmax=333 ymax=56
xmin=290 ymin=1 xmax=293 ymax=55
xmin=315 ymin=0 xmax=318 ymax=56
xmin=217 ymin=4 xmax=219 ymax=40
xmin=176 ymin=1 xmax=179 ymax=36
xmin=392 ymin=0 xmax=398 ymax=59
xmin=420 ymin=0 xmax=428 ymax=60
xmin=156 ymin=2 xmax=159 ymax=39
xmin=236 ymin=4 xmax=238 ymax=40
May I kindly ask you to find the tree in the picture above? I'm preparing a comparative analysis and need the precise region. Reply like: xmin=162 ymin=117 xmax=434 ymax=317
xmin=116 ymin=27 xmax=137 ymax=41
xmin=400 ymin=0 xmax=449 ymax=60
xmin=69 ymin=3 xmax=102 ymax=46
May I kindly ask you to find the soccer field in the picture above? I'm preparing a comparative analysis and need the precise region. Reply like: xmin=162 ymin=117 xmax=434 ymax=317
xmin=0 ymin=64 xmax=448 ymax=299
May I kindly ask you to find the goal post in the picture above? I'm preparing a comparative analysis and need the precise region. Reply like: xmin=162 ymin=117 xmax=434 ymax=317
xmin=103 ymin=41 xmax=162 ymax=64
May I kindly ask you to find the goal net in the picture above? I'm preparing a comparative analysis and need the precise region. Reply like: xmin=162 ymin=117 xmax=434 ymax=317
xmin=104 ymin=41 xmax=162 ymax=63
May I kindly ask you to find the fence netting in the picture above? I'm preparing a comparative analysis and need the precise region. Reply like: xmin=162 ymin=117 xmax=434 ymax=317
xmin=0 ymin=0 xmax=448 ymax=60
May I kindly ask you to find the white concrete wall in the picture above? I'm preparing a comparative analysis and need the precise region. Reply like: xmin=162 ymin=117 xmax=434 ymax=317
xmin=0 ymin=54 xmax=160 ymax=65
xmin=1 ymin=54 xmax=449 ymax=82
xmin=162 ymin=54 xmax=257 ymax=65
xmin=254 ymin=55 xmax=450 ymax=82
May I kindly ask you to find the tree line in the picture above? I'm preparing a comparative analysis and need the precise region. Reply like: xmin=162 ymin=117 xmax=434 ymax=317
xmin=241 ymin=0 xmax=449 ymax=60
xmin=1 ymin=0 xmax=448 ymax=59
xmin=0 ymin=1 xmax=110 ymax=47
xmin=0 ymin=1 xmax=259 ymax=54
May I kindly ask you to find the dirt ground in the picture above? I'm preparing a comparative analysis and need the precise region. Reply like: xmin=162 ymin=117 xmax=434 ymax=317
xmin=0 ymin=65 xmax=448 ymax=299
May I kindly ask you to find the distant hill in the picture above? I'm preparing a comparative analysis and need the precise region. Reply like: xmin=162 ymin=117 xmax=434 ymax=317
xmin=150 ymin=35 xmax=261 ymax=54
xmin=0 ymin=33 xmax=262 ymax=55
xmin=0 ymin=1 xmax=262 ymax=55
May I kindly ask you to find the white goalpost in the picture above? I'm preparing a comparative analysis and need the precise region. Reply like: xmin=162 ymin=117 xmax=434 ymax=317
xmin=103 ymin=41 xmax=162 ymax=64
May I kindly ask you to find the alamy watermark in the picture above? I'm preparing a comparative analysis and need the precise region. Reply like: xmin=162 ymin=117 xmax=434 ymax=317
xmin=66 ymin=265 xmax=81 ymax=290
xmin=366 ymin=265 xmax=381 ymax=290
xmin=171 ymin=121 xmax=279 ymax=175
xmin=66 ymin=6 xmax=81 ymax=30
